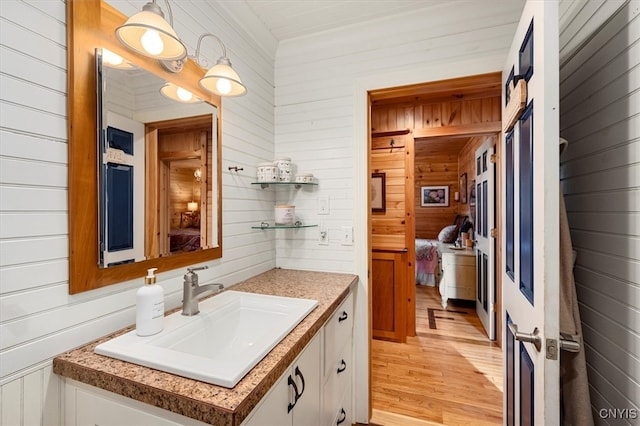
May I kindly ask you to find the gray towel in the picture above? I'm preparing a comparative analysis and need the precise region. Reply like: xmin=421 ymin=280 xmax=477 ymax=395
xmin=560 ymin=187 xmax=594 ymax=426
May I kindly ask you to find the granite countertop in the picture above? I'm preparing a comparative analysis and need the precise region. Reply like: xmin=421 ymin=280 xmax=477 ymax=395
xmin=53 ymin=268 xmax=358 ymax=426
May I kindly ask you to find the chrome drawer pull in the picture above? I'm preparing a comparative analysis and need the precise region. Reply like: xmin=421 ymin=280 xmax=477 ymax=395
xmin=336 ymin=408 xmax=346 ymax=425
xmin=338 ymin=311 xmax=348 ymax=322
xmin=337 ymin=359 xmax=347 ymax=374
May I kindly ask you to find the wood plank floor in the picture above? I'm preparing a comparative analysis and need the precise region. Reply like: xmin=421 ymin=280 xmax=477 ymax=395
xmin=371 ymin=285 xmax=503 ymax=425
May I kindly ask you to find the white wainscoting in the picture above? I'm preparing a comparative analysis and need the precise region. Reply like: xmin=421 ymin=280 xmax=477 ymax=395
xmin=559 ymin=0 xmax=639 ymax=423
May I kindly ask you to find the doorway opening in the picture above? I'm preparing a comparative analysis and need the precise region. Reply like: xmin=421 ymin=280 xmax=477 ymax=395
xmin=368 ymin=73 xmax=503 ymax=424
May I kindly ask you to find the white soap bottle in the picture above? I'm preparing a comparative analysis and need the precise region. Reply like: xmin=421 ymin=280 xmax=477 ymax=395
xmin=136 ymin=267 xmax=164 ymax=336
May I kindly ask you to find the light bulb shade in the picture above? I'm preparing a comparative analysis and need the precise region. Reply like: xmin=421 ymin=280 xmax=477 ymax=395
xmin=160 ymin=83 xmax=201 ymax=103
xmin=199 ymin=60 xmax=247 ymax=97
xmin=115 ymin=9 xmax=186 ymax=60
xmin=187 ymin=201 xmax=198 ymax=212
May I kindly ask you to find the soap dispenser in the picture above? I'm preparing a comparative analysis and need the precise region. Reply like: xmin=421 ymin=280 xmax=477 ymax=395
xmin=136 ymin=267 xmax=164 ymax=336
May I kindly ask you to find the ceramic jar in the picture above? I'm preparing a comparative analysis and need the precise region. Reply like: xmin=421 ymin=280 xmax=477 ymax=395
xmin=257 ymin=162 xmax=278 ymax=182
xmin=294 ymin=173 xmax=314 ymax=184
xmin=275 ymin=157 xmax=292 ymax=182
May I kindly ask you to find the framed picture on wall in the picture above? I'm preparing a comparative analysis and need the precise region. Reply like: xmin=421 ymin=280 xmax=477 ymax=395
xmin=371 ymin=172 xmax=386 ymax=212
xmin=460 ymin=173 xmax=467 ymax=204
xmin=421 ymin=186 xmax=449 ymax=207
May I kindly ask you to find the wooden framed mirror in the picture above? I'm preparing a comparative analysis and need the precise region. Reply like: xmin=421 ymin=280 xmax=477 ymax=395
xmin=67 ymin=0 xmax=222 ymax=294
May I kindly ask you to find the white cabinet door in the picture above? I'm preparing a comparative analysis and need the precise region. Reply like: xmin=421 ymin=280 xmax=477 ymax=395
xmin=66 ymin=380 xmax=207 ymax=426
xmin=244 ymin=333 xmax=321 ymax=426
xmin=242 ymin=372 xmax=291 ymax=426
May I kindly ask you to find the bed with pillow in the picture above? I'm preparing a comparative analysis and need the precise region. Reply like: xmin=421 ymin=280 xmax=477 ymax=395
xmin=170 ymin=211 xmax=201 ymax=252
xmin=415 ymin=215 xmax=469 ymax=286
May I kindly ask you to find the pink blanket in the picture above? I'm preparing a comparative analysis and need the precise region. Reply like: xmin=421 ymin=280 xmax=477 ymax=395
xmin=415 ymin=240 xmax=439 ymax=285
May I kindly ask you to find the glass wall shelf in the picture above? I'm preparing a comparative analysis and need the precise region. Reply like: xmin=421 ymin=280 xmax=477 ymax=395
xmin=251 ymin=222 xmax=318 ymax=230
xmin=251 ymin=182 xmax=318 ymax=189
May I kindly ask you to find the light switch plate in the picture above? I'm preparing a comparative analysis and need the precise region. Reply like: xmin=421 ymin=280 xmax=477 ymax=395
xmin=340 ymin=226 xmax=353 ymax=246
xmin=318 ymin=196 xmax=329 ymax=215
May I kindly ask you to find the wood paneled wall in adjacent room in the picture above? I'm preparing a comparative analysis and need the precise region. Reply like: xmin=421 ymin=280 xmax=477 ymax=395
xmin=414 ymin=145 xmax=460 ymax=239
xmin=371 ymin=134 xmax=411 ymax=250
xmin=371 ymin=93 xmax=501 ymax=240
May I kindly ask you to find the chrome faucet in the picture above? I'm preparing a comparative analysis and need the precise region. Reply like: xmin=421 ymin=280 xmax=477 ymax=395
xmin=182 ymin=266 xmax=224 ymax=316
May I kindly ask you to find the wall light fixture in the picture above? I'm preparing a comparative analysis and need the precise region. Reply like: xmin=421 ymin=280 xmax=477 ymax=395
xmin=115 ymin=0 xmax=187 ymax=61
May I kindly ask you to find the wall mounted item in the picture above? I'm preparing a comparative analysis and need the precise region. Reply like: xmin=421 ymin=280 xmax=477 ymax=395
xmin=115 ymin=0 xmax=187 ymax=61
xmin=459 ymin=173 xmax=468 ymax=204
xmin=67 ymin=0 xmax=222 ymax=294
xmin=371 ymin=173 xmax=386 ymax=212
xmin=421 ymin=186 xmax=449 ymax=207
xmin=469 ymin=180 xmax=477 ymax=206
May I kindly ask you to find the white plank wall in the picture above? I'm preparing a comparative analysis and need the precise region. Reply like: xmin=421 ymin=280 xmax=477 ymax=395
xmin=0 ymin=0 xmax=277 ymax=424
xmin=559 ymin=1 xmax=640 ymax=424
xmin=273 ymin=0 xmax=527 ymax=272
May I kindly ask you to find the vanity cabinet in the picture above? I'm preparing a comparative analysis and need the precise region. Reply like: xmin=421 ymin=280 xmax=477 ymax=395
xmin=321 ymin=292 xmax=354 ymax=425
xmin=244 ymin=292 xmax=354 ymax=426
xmin=58 ymin=276 xmax=356 ymax=426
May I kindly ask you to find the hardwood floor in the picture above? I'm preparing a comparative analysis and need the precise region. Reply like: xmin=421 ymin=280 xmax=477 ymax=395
xmin=371 ymin=285 xmax=503 ymax=425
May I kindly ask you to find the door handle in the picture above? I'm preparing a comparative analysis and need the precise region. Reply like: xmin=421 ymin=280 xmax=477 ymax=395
xmin=508 ymin=323 xmax=541 ymax=352
xmin=337 ymin=359 xmax=347 ymax=374
xmin=338 ymin=311 xmax=348 ymax=322
xmin=287 ymin=374 xmax=299 ymax=413
xmin=336 ymin=408 xmax=347 ymax=425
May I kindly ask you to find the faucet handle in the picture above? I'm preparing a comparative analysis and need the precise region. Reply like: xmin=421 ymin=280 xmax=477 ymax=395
xmin=187 ymin=266 xmax=208 ymax=274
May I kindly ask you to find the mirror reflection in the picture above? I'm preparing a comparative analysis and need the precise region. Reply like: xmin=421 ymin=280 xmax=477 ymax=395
xmin=96 ymin=48 xmax=219 ymax=268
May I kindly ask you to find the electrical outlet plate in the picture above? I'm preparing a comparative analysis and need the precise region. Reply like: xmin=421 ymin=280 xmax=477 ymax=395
xmin=318 ymin=223 xmax=329 ymax=245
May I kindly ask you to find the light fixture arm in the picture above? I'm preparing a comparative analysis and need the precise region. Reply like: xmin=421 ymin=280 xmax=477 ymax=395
xmin=144 ymin=0 xmax=175 ymax=27
xmin=193 ymin=33 xmax=230 ymax=67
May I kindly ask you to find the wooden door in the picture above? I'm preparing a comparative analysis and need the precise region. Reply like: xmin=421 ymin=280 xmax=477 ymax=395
xmin=475 ymin=136 xmax=496 ymax=340
xmin=372 ymin=250 xmax=407 ymax=342
xmin=501 ymin=1 xmax=560 ymax=424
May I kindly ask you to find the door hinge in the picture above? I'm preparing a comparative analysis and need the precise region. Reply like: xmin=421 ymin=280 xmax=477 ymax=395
xmin=490 ymin=154 xmax=498 ymax=164
xmin=490 ymin=228 xmax=497 ymax=238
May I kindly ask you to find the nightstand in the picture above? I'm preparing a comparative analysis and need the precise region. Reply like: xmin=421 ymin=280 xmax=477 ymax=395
xmin=438 ymin=246 xmax=477 ymax=309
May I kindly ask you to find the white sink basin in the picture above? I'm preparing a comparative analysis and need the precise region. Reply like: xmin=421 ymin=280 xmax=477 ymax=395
xmin=95 ymin=290 xmax=318 ymax=388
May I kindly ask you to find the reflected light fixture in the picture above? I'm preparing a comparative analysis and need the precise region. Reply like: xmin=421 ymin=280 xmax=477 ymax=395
xmin=160 ymin=82 xmax=201 ymax=103
xmin=193 ymin=33 xmax=247 ymax=97
xmin=101 ymin=48 xmax=135 ymax=70
xmin=115 ymin=0 xmax=187 ymax=61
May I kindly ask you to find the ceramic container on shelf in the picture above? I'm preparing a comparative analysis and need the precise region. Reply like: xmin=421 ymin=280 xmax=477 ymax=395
xmin=275 ymin=157 xmax=292 ymax=182
xmin=294 ymin=173 xmax=314 ymax=184
xmin=257 ymin=162 xmax=278 ymax=182
xmin=274 ymin=205 xmax=295 ymax=225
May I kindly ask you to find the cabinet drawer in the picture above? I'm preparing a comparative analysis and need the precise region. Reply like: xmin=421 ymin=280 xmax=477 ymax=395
xmin=446 ymin=285 xmax=476 ymax=300
xmin=442 ymin=253 xmax=475 ymax=267
xmin=324 ymin=292 xmax=353 ymax=376
xmin=322 ymin=343 xmax=352 ymax=425
xmin=329 ymin=382 xmax=352 ymax=426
